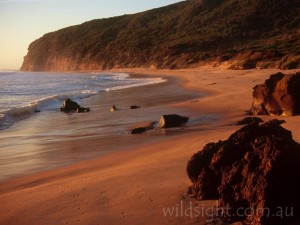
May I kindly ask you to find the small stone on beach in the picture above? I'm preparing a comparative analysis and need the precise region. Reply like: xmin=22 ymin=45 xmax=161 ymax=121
xmin=130 ymin=105 xmax=140 ymax=109
xmin=131 ymin=127 xmax=147 ymax=134
xmin=110 ymin=105 xmax=117 ymax=112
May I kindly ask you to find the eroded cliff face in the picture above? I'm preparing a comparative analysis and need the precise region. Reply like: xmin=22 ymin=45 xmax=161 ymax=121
xmin=21 ymin=0 xmax=300 ymax=71
xmin=22 ymin=55 xmax=103 ymax=71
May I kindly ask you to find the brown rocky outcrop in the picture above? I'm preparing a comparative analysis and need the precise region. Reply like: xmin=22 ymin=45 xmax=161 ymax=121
xmin=60 ymin=99 xmax=90 ymax=113
xmin=187 ymin=119 xmax=300 ymax=225
xmin=251 ymin=72 xmax=300 ymax=116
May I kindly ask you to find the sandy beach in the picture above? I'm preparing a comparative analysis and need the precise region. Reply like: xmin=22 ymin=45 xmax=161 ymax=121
xmin=1 ymin=68 xmax=300 ymax=225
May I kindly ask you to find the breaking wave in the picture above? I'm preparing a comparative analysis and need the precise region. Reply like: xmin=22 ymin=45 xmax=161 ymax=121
xmin=0 ymin=72 xmax=166 ymax=129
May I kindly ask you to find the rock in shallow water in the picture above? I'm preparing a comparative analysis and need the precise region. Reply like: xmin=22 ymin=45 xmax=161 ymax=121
xmin=158 ymin=114 xmax=189 ymax=128
xmin=76 ymin=107 xmax=90 ymax=113
xmin=187 ymin=118 xmax=300 ymax=225
xmin=130 ymin=105 xmax=140 ymax=109
xmin=131 ymin=122 xmax=156 ymax=135
xmin=60 ymin=99 xmax=90 ymax=113
xmin=131 ymin=127 xmax=147 ymax=134
xmin=109 ymin=105 xmax=117 ymax=112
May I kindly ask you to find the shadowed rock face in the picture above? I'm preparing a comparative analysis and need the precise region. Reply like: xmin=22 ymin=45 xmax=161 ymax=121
xmin=187 ymin=119 xmax=300 ymax=225
xmin=251 ymin=72 xmax=300 ymax=116
xmin=158 ymin=114 xmax=189 ymax=128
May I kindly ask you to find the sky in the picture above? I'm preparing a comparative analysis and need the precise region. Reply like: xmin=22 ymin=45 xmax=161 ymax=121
xmin=0 ymin=0 xmax=182 ymax=70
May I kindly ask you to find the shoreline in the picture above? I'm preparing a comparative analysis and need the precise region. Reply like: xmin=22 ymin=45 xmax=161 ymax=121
xmin=0 ymin=71 xmax=201 ymax=181
xmin=0 ymin=71 xmax=167 ymax=130
xmin=1 ymin=68 xmax=300 ymax=225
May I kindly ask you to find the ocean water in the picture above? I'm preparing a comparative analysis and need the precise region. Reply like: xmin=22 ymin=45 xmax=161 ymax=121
xmin=0 ymin=71 xmax=166 ymax=129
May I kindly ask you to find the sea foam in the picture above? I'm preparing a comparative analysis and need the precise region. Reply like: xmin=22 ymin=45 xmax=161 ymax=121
xmin=0 ymin=72 xmax=166 ymax=129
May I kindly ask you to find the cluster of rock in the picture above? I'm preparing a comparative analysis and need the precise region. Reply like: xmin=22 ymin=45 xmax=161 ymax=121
xmin=59 ymin=99 xmax=190 ymax=130
xmin=60 ymin=99 xmax=90 ymax=113
xmin=59 ymin=100 xmax=189 ymax=133
xmin=107 ymin=104 xmax=189 ymax=134
xmin=186 ymin=118 xmax=300 ymax=225
xmin=251 ymin=72 xmax=300 ymax=116
xmin=109 ymin=105 xmax=140 ymax=112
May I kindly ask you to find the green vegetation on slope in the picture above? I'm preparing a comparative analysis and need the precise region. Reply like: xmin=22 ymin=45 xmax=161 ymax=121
xmin=21 ymin=0 xmax=300 ymax=71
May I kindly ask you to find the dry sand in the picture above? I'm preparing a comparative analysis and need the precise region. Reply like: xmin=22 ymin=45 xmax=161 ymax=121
xmin=1 ymin=68 xmax=299 ymax=225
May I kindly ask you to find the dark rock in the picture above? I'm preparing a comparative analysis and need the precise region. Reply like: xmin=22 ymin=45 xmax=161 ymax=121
xmin=187 ymin=119 xmax=300 ymax=225
xmin=236 ymin=117 xmax=264 ymax=125
xmin=34 ymin=110 xmax=41 ymax=113
xmin=242 ymin=60 xmax=257 ymax=69
xmin=60 ymin=99 xmax=81 ymax=112
xmin=251 ymin=72 xmax=300 ymax=116
xmin=131 ymin=122 xmax=156 ymax=134
xmin=158 ymin=114 xmax=189 ymax=128
xmin=110 ymin=105 xmax=117 ymax=112
xmin=131 ymin=127 xmax=147 ymax=134
xmin=130 ymin=105 xmax=140 ymax=109
xmin=60 ymin=99 xmax=90 ymax=113
xmin=77 ymin=107 xmax=90 ymax=113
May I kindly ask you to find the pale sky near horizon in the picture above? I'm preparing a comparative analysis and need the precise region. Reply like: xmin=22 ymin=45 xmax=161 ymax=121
xmin=0 ymin=0 xmax=182 ymax=70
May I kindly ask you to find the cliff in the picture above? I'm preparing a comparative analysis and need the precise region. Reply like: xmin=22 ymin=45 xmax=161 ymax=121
xmin=21 ymin=0 xmax=300 ymax=71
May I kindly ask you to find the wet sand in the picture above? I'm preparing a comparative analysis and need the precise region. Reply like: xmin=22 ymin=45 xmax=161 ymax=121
xmin=0 ymin=74 xmax=201 ymax=180
xmin=0 ymin=68 xmax=299 ymax=225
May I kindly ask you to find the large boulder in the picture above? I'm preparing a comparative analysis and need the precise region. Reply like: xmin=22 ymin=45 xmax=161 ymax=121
xmin=60 ymin=99 xmax=90 ymax=113
xmin=187 ymin=119 xmax=300 ymax=225
xmin=158 ymin=114 xmax=189 ymax=128
xmin=251 ymin=72 xmax=300 ymax=116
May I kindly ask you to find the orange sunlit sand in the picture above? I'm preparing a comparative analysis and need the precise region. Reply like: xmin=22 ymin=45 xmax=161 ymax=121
xmin=1 ymin=68 xmax=299 ymax=225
